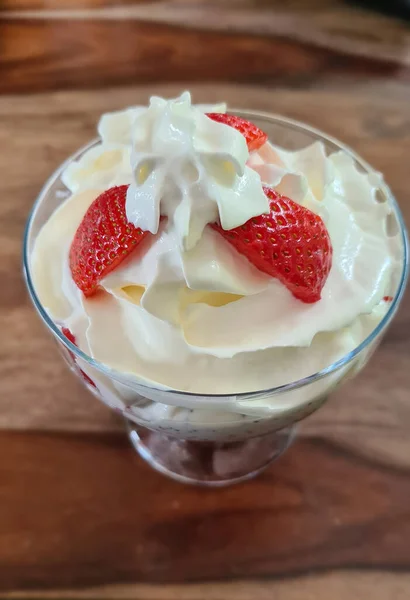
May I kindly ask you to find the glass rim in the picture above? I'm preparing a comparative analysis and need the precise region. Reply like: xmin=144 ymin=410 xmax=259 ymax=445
xmin=23 ymin=110 xmax=409 ymax=399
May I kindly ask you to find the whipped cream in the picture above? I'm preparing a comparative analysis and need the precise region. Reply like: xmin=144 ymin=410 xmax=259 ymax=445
xmin=125 ymin=92 xmax=268 ymax=250
xmin=31 ymin=93 xmax=400 ymax=407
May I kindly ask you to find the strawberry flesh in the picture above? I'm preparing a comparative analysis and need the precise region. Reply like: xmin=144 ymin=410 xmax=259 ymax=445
xmin=70 ymin=185 xmax=150 ymax=297
xmin=213 ymin=186 xmax=332 ymax=303
xmin=62 ymin=327 xmax=96 ymax=388
xmin=206 ymin=113 xmax=268 ymax=152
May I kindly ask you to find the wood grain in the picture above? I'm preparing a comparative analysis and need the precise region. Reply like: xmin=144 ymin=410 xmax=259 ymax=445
xmin=0 ymin=19 xmax=396 ymax=95
xmin=0 ymin=0 xmax=153 ymax=8
xmin=1 ymin=0 xmax=410 ymax=94
xmin=0 ymin=0 xmax=410 ymax=597
xmin=1 ymin=432 xmax=410 ymax=592
xmin=3 ymin=572 xmax=410 ymax=600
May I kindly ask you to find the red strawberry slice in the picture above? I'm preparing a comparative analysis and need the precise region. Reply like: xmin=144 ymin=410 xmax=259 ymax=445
xmin=206 ymin=113 xmax=268 ymax=152
xmin=70 ymin=185 xmax=150 ymax=297
xmin=62 ymin=327 xmax=96 ymax=388
xmin=62 ymin=326 xmax=77 ymax=349
xmin=213 ymin=186 xmax=332 ymax=303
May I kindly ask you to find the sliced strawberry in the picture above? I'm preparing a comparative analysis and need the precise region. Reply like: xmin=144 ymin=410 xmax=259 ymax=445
xmin=61 ymin=327 xmax=96 ymax=388
xmin=213 ymin=186 xmax=332 ymax=303
xmin=70 ymin=185 xmax=150 ymax=297
xmin=206 ymin=113 xmax=268 ymax=152
xmin=62 ymin=327 xmax=76 ymax=349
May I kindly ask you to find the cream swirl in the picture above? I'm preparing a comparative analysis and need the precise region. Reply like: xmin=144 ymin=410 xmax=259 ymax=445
xmin=125 ymin=92 xmax=269 ymax=250
xmin=31 ymin=93 xmax=400 ymax=397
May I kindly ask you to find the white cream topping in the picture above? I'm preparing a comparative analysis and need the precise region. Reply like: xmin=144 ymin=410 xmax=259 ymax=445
xmin=125 ymin=92 xmax=269 ymax=250
xmin=31 ymin=93 xmax=400 ymax=403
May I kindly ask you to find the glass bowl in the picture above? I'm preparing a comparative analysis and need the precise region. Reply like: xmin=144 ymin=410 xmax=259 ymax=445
xmin=23 ymin=111 xmax=409 ymax=486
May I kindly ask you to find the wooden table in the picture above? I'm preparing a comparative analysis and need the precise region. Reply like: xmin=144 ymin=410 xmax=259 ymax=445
xmin=1 ymin=1 xmax=410 ymax=598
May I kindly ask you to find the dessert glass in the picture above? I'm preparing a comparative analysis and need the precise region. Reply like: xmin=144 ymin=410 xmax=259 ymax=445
xmin=23 ymin=111 xmax=409 ymax=487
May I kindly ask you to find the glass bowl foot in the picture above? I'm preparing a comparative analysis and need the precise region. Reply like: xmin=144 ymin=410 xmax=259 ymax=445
xmin=127 ymin=422 xmax=296 ymax=487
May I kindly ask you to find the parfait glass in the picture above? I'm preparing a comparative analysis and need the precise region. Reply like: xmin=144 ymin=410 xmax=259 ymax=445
xmin=23 ymin=111 xmax=408 ymax=486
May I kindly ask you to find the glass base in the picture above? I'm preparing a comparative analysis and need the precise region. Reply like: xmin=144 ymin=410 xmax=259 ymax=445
xmin=127 ymin=422 xmax=295 ymax=487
